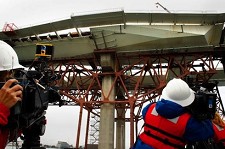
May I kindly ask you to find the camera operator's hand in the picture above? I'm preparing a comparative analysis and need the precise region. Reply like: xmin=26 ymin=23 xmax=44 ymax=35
xmin=0 ymin=79 xmax=23 ymax=109
xmin=212 ymin=112 xmax=225 ymax=127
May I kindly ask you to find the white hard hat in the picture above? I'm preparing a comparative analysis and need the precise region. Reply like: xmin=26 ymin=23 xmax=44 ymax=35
xmin=161 ymin=78 xmax=195 ymax=107
xmin=0 ymin=40 xmax=24 ymax=71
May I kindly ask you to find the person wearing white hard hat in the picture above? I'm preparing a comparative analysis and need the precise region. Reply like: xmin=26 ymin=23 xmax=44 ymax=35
xmin=132 ymin=78 xmax=225 ymax=149
xmin=0 ymin=40 xmax=24 ymax=148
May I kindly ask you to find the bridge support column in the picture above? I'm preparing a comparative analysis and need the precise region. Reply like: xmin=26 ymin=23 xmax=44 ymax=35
xmin=116 ymin=109 xmax=125 ymax=149
xmin=98 ymin=53 xmax=115 ymax=149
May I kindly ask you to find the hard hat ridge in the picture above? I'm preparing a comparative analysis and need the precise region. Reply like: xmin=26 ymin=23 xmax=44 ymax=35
xmin=0 ymin=40 xmax=24 ymax=71
xmin=161 ymin=78 xmax=195 ymax=107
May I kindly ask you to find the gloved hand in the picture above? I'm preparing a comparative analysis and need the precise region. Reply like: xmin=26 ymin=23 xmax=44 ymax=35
xmin=212 ymin=112 xmax=225 ymax=127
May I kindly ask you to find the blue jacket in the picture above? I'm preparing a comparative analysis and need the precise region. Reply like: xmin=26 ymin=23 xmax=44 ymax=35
xmin=132 ymin=99 xmax=214 ymax=149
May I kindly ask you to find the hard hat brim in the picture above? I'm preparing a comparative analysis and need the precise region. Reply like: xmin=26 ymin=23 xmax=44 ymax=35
xmin=13 ymin=64 xmax=25 ymax=70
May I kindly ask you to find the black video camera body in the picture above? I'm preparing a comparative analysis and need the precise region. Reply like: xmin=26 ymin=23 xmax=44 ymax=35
xmin=12 ymin=70 xmax=60 ymax=128
xmin=1 ymin=43 xmax=61 ymax=129
xmin=188 ymin=86 xmax=217 ymax=121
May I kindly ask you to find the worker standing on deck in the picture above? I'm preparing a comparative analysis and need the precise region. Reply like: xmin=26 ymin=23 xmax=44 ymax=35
xmin=132 ymin=78 xmax=225 ymax=149
xmin=0 ymin=40 xmax=24 ymax=148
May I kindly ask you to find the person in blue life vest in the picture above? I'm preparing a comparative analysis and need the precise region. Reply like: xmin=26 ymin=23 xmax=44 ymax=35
xmin=132 ymin=78 xmax=225 ymax=149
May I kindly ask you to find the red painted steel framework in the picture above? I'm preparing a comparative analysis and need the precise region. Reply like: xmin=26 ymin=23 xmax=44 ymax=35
xmin=30 ymin=46 xmax=225 ymax=148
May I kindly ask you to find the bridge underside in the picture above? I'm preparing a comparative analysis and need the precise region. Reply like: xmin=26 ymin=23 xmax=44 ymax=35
xmin=10 ymin=23 xmax=225 ymax=86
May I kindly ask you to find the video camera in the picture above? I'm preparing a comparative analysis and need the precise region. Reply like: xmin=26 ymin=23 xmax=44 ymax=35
xmin=186 ymin=80 xmax=217 ymax=121
xmin=1 ymin=43 xmax=61 ymax=130
xmin=184 ymin=83 xmax=223 ymax=149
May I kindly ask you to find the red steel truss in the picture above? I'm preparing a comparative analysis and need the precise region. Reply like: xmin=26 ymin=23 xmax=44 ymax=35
xmin=38 ymin=46 xmax=225 ymax=148
xmin=2 ymin=23 xmax=18 ymax=36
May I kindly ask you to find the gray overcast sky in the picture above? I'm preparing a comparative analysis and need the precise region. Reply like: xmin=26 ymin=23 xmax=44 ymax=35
xmin=0 ymin=0 xmax=225 ymax=29
xmin=1 ymin=0 xmax=225 ymax=147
